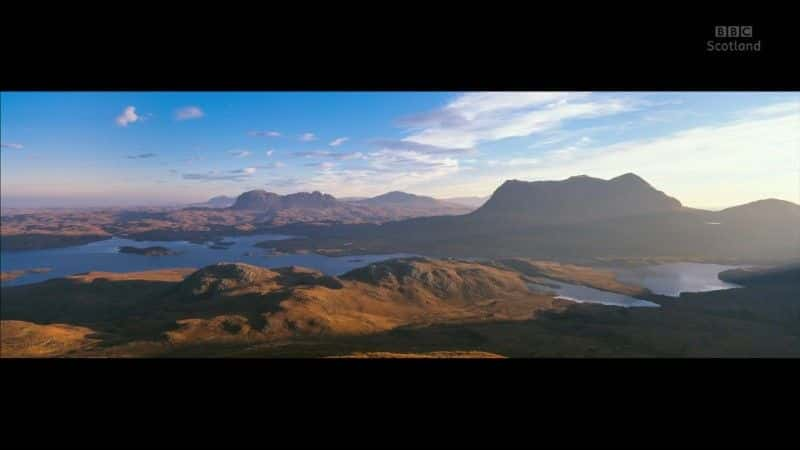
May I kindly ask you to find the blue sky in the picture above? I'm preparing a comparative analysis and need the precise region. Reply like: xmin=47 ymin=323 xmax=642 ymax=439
xmin=1 ymin=92 xmax=798 ymax=209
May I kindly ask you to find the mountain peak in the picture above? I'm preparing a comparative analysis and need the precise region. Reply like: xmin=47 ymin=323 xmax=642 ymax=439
xmin=476 ymin=173 xmax=682 ymax=224
xmin=611 ymin=172 xmax=649 ymax=185
xmin=231 ymin=190 xmax=282 ymax=210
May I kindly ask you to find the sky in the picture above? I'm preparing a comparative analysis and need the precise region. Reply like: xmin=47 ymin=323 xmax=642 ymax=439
xmin=1 ymin=92 xmax=799 ymax=209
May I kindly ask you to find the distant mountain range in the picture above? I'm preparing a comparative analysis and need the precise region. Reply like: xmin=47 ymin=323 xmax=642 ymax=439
xmin=267 ymin=173 xmax=800 ymax=263
xmin=222 ymin=189 xmax=473 ymax=224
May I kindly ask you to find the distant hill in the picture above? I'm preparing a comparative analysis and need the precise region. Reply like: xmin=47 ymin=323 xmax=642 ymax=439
xmin=228 ymin=189 xmax=470 ymax=224
xmin=718 ymin=262 xmax=800 ymax=286
xmin=717 ymin=199 xmax=800 ymax=222
xmin=231 ymin=190 xmax=339 ymax=211
xmin=190 ymin=195 xmax=236 ymax=208
xmin=354 ymin=191 xmax=471 ymax=215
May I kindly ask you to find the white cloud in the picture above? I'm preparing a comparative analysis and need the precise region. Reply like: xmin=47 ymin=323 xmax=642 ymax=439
xmin=254 ymin=162 xmax=285 ymax=169
xmin=305 ymin=161 xmax=337 ymax=170
xmin=487 ymin=157 xmax=541 ymax=167
xmin=115 ymin=106 xmax=139 ymax=127
xmin=1 ymin=143 xmax=24 ymax=150
xmin=293 ymin=150 xmax=365 ymax=160
xmin=299 ymin=132 xmax=317 ymax=142
xmin=249 ymin=130 xmax=281 ymax=137
xmin=183 ymin=168 xmax=255 ymax=182
xmin=371 ymin=139 xmax=473 ymax=154
xmin=746 ymin=101 xmax=800 ymax=118
xmin=274 ymin=148 xmax=461 ymax=197
xmin=126 ymin=153 xmax=157 ymax=159
xmin=175 ymin=106 xmax=204 ymax=121
xmin=266 ymin=149 xmax=274 ymax=157
xmin=329 ymin=137 xmax=349 ymax=147
xmin=401 ymin=92 xmax=633 ymax=149
xmin=228 ymin=149 xmax=252 ymax=158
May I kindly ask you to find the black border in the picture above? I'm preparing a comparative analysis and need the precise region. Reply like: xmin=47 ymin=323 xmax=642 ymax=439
xmin=4 ymin=358 xmax=799 ymax=448
xmin=3 ymin=13 xmax=798 ymax=91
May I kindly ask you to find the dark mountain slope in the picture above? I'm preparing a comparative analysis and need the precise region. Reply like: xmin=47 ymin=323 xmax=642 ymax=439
xmin=473 ymin=173 xmax=683 ymax=225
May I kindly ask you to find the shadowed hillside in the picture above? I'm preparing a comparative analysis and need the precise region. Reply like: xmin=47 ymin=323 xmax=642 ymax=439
xmin=474 ymin=173 xmax=682 ymax=224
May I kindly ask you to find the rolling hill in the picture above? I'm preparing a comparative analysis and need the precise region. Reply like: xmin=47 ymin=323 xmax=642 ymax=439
xmin=3 ymin=257 xmax=798 ymax=357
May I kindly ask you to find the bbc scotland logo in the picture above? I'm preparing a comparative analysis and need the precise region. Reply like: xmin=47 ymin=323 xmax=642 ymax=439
xmin=708 ymin=25 xmax=761 ymax=52
xmin=715 ymin=26 xmax=753 ymax=38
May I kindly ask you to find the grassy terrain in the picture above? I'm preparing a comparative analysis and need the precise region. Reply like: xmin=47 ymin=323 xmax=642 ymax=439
xmin=2 ymin=258 xmax=797 ymax=358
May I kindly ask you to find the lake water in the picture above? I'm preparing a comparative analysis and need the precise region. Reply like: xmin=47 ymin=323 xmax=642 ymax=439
xmin=527 ymin=280 xmax=661 ymax=308
xmin=0 ymin=234 xmax=415 ymax=287
xmin=612 ymin=262 xmax=743 ymax=297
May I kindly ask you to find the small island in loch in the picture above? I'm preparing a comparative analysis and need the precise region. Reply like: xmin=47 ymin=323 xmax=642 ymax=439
xmin=118 ymin=246 xmax=176 ymax=256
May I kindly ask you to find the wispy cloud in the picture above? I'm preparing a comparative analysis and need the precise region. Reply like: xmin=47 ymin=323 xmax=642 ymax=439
xmin=371 ymin=139 xmax=473 ymax=154
xmin=126 ymin=153 xmax=157 ymax=159
xmin=299 ymin=132 xmax=317 ymax=142
xmin=230 ymin=167 xmax=257 ymax=175
xmin=115 ymin=106 xmax=140 ymax=127
xmin=295 ymin=150 xmax=461 ymax=196
xmin=487 ymin=157 xmax=541 ymax=167
xmin=305 ymin=161 xmax=337 ymax=169
xmin=182 ymin=167 xmax=256 ymax=182
xmin=746 ymin=101 xmax=800 ymax=118
xmin=254 ymin=162 xmax=286 ymax=169
xmin=400 ymin=92 xmax=633 ymax=149
xmin=1 ymin=143 xmax=24 ymax=150
xmin=229 ymin=149 xmax=252 ymax=158
xmin=366 ymin=150 xmax=459 ymax=175
xmin=263 ymin=177 xmax=304 ymax=189
xmin=293 ymin=150 xmax=365 ymax=160
xmin=266 ymin=149 xmax=274 ymax=157
xmin=329 ymin=137 xmax=349 ymax=147
xmin=185 ymin=155 xmax=205 ymax=165
xmin=175 ymin=106 xmax=204 ymax=121
xmin=249 ymin=130 xmax=281 ymax=137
